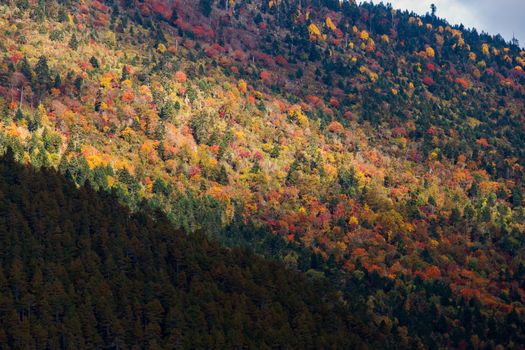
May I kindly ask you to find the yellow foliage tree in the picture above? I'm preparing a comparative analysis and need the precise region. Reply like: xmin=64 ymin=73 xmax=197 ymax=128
xmin=325 ymin=17 xmax=337 ymax=31
xmin=425 ymin=47 xmax=435 ymax=58
xmin=140 ymin=139 xmax=160 ymax=157
xmin=308 ymin=23 xmax=322 ymax=38
xmin=482 ymin=43 xmax=490 ymax=56
xmin=288 ymin=107 xmax=309 ymax=128
xmin=100 ymin=72 xmax=114 ymax=89
xmin=238 ymin=79 xmax=247 ymax=94
xmin=157 ymin=43 xmax=167 ymax=53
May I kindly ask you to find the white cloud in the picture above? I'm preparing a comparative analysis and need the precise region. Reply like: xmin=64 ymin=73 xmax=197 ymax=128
xmin=369 ymin=0 xmax=524 ymax=45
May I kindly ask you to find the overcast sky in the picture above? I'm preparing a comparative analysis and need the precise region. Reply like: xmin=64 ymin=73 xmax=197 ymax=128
xmin=373 ymin=0 xmax=524 ymax=47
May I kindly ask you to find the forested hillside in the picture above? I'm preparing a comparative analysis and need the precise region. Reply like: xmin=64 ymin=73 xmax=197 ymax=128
xmin=0 ymin=150 xmax=386 ymax=348
xmin=0 ymin=0 xmax=524 ymax=347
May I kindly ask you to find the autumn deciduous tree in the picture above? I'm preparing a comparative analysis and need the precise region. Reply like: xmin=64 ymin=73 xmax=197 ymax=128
xmin=326 ymin=17 xmax=337 ymax=32
xmin=455 ymin=77 xmax=470 ymax=89
xmin=425 ymin=47 xmax=435 ymax=58
xmin=260 ymin=70 xmax=271 ymax=85
xmin=174 ymin=71 xmax=187 ymax=83
xmin=328 ymin=121 xmax=344 ymax=133
xmin=423 ymin=77 xmax=434 ymax=86
xmin=238 ymin=79 xmax=247 ymax=94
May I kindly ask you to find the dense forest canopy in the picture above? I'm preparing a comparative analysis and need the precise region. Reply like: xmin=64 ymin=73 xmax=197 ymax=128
xmin=0 ymin=0 xmax=524 ymax=347
xmin=0 ymin=151 xmax=383 ymax=348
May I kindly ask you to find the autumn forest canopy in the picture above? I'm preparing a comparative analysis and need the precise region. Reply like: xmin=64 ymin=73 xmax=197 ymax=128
xmin=0 ymin=0 xmax=525 ymax=348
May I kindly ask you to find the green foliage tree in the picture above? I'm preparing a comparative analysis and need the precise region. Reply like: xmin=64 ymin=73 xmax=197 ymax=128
xmin=74 ymin=76 xmax=83 ymax=95
xmin=199 ymin=0 xmax=213 ymax=17
xmin=17 ymin=0 xmax=29 ymax=10
xmin=53 ymin=73 xmax=61 ymax=88
xmin=89 ymin=56 xmax=100 ymax=69
xmin=34 ymin=56 xmax=51 ymax=93
xmin=430 ymin=3 xmax=437 ymax=17
xmin=14 ymin=108 xmax=24 ymax=122
xmin=20 ymin=57 xmax=33 ymax=83
xmin=69 ymin=33 xmax=79 ymax=50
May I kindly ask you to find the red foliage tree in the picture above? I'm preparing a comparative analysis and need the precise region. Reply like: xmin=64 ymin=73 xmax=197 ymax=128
xmin=175 ymin=71 xmax=187 ymax=83
xmin=423 ymin=77 xmax=434 ymax=86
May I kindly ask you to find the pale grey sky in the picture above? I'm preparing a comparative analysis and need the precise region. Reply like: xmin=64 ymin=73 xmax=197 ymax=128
xmin=373 ymin=0 xmax=524 ymax=47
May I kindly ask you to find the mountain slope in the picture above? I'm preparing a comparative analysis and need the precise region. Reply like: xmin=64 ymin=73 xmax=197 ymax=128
xmin=0 ymin=151 xmax=383 ymax=349
xmin=0 ymin=0 xmax=525 ymax=346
